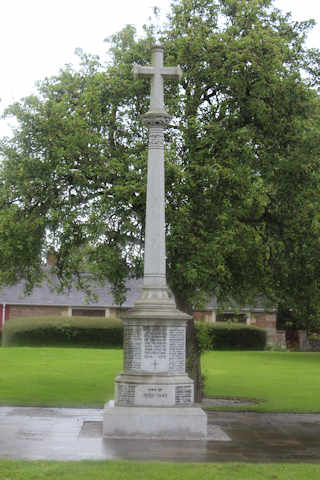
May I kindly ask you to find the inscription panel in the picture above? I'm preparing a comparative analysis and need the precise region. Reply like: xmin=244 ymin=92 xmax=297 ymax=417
xmin=124 ymin=326 xmax=142 ymax=370
xmin=175 ymin=385 xmax=193 ymax=405
xmin=142 ymin=326 xmax=168 ymax=371
xmin=135 ymin=384 xmax=175 ymax=406
xmin=124 ymin=324 xmax=186 ymax=373
xmin=168 ymin=327 xmax=185 ymax=373
xmin=117 ymin=383 xmax=136 ymax=406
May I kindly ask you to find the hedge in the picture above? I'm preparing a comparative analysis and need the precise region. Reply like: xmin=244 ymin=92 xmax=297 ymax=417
xmin=2 ymin=316 xmax=123 ymax=348
xmin=196 ymin=321 xmax=267 ymax=350
xmin=2 ymin=316 xmax=266 ymax=351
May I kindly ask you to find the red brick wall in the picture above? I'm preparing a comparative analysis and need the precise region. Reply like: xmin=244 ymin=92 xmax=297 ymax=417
xmin=9 ymin=305 xmax=68 ymax=319
xmin=252 ymin=312 xmax=276 ymax=329
xmin=193 ymin=311 xmax=213 ymax=323
xmin=252 ymin=312 xmax=277 ymax=344
xmin=0 ymin=305 xmax=10 ymax=326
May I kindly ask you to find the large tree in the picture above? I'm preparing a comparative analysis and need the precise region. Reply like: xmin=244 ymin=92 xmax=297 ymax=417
xmin=1 ymin=1 xmax=320 ymax=334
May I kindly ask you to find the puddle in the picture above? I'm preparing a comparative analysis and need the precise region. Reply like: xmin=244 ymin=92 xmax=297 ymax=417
xmin=202 ymin=397 xmax=260 ymax=407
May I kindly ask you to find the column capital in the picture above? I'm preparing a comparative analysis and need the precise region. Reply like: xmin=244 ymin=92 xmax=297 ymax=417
xmin=142 ymin=111 xmax=171 ymax=128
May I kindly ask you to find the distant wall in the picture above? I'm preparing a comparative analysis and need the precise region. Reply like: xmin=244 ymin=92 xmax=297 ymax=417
xmin=2 ymin=305 xmax=123 ymax=324
xmin=9 ymin=305 xmax=68 ymax=318
xmin=194 ymin=309 xmax=281 ymax=346
xmin=250 ymin=312 xmax=277 ymax=344
xmin=0 ymin=305 xmax=10 ymax=328
xmin=193 ymin=311 xmax=215 ymax=323
xmin=71 ymin=307 xmax=120 ymax=318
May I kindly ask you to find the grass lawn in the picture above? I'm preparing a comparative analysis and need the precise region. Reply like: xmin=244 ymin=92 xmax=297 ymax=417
xmin=0 ymin=347 xmax=319 ymax=412
xmin=0 ymin=460 xmax=319 ymax=480
xmin=0 ymin=347 xmax=121 ymax=407
xmin=203 ymin=350 xmax=320 ymax=412
xmin=0 ymin=348 xmax=320 ymax=476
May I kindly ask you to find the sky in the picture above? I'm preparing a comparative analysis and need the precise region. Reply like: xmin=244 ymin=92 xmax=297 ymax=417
xmin=0 ymin=0 xmax=319 ymax=137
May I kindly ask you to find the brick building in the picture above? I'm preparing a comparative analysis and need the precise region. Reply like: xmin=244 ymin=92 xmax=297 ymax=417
xmin=194 ymin=299 xmax=282 ymax=346
xmin=0 ymin=275 xmax=141 ymax=329
xmin=0 ymin=274 xmax=280 ymax=345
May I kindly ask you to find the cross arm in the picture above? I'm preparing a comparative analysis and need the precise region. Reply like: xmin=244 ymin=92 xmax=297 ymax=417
xmin=161 ymin=66 xmax=182 ymax=81
xmin=133 ymin=64 xmax=154 ymax=79
xmin=133 ymin=64 xmax=183 ymax=81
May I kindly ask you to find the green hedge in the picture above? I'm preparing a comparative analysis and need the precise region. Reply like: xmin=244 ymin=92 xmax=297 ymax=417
xmin=3 ymin=316 xmax=266 ymax=351
xmin=196 ymin=321 xmax=267 ymax=350
xmin=2 ymin=316 xmax=123 ymax=348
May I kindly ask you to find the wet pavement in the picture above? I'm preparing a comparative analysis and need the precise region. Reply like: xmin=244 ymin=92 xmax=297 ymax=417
xmin=0 ymin=406 xmax=320 ymax=462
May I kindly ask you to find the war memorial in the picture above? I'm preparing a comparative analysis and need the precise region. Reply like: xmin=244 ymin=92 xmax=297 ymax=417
xmin=103 ymin=45 xmax=207 ymax=439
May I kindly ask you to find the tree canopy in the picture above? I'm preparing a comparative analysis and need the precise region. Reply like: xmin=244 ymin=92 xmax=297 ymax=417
xmin=1 ymin=0 xmax=320 ymax=327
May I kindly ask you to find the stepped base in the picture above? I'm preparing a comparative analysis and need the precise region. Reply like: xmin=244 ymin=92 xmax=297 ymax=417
xmin=115 ymin=373 xmax=194 ymax=407
xmin=103 ymin=403 xmax=207 ymax=440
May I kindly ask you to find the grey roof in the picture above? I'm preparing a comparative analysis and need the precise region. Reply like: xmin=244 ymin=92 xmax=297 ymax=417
xmin=0 ymin=275 xmax=143 ymax=308
xmin=207 ymin=296 xmax=276 ymax=313
xmin=0 ymin=274 xmax=275 ymax=312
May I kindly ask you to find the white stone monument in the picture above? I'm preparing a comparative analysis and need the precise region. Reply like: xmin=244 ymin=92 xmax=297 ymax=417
xmin=103 ymin=45 xmax=207 ymax=439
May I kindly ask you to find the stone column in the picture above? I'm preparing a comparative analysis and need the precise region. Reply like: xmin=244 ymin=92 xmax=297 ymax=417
xmin=143 ymin=112 xmax=168 ymax=290
xmin=103 ymin=46 xmax=207 ymax=439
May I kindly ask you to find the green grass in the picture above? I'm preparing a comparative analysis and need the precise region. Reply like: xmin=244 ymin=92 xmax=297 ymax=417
xmin=0 ymin=347 xmax=122 ymax=407
xmin=203 ymin=350 xmax=320 ymax=412
xmin=0 ymin=460 xmax=319 ymax=479
xmin=0 ymin=349 xmax=320 ymax=475
xmin=0 ymin=348 xmax=319 ymax=412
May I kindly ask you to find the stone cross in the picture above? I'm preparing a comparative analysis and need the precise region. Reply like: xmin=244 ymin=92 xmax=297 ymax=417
xmin=133 ymin=46 xmax=182 ymax=291
xmin=133 ymin=45 xmax=182 ymax=113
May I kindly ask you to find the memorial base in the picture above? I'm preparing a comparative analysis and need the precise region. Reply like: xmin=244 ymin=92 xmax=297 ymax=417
xmin=115 ymin=373 xmax=194 ymax=407
xmin=103 ymin=403 xmax=207 ymax=440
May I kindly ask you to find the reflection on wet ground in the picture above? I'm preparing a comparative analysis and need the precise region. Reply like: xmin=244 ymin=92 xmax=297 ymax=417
xmin=0 ymin=406 xmax=320 ymax=462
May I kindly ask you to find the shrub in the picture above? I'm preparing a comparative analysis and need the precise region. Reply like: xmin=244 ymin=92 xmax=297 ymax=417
xmin=308 ymin=331 xmax=320 ymax=340
xmin=195 ymin=321 xmax=214 ymax=352
xmin=2 ymin=316 xmax=123 ymax=348
xmin=195 ymin=321 xmax=267 ymax=350
xmin=3 ymin=316 xmax=266 ymax=350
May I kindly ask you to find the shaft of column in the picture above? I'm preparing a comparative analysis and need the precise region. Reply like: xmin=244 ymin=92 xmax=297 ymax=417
xmin=143 ymin=123 xmax=166 ymax=289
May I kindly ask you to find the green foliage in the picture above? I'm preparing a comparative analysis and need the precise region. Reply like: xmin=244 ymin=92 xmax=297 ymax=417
xmin=308 ymin=332 xmax=320 ymax=340
xmin=0 ymin=0 xmax=320 ymax=325
xmin=163 ymin=0 xmax=320 ymax=320
xmin=196 ymin=322 xmax=267 ymax=350
xmin=276 ymin=306 xmax=298 ymax=330
xmin=195 ymin=321 xmax=214 ymax=352
xmin=277 ymin=304 xmax=320 ymax=333
xmin=2 ymin=316 xmax=123 ymax=348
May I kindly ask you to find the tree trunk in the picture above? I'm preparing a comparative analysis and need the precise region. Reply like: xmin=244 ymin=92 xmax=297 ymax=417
xmin=186 ymin=316 xmax=203 ymax=403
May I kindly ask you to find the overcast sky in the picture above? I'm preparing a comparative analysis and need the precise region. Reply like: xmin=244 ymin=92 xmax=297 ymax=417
xmin=0 ymin=0 xmax=319 ymax=137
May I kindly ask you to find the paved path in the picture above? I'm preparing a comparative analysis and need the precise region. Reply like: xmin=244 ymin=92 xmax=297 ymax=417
xmin=0 ymin=406 xmax=320 ymax=462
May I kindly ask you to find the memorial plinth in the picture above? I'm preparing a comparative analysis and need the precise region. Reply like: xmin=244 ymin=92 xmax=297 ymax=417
xmin=103 ymin=45 xmax=207 ymax=439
